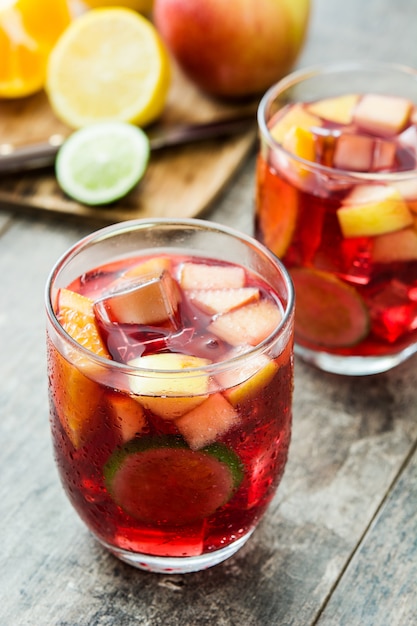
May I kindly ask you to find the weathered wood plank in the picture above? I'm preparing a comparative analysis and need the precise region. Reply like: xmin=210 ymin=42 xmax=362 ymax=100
xmin=316 ymin=450 xmax=417 ymax=626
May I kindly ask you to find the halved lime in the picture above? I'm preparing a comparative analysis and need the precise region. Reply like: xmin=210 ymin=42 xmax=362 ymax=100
xmin=104 ymin=436 xmax=243 ymax=525
xmin=55 ymin=121 xmax=150 ymax=206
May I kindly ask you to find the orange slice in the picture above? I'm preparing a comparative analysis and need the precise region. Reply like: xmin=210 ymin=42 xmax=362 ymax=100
xmin=0 ymin=0 xmax=71 ymax=98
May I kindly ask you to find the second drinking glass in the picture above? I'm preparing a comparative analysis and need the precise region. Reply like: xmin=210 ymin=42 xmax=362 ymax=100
xmin=256 ymin=62 xmax=417 ymax=375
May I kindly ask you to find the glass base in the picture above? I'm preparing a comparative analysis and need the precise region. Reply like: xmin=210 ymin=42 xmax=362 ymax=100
xmin=295 ymin=342 xmax=417 ymax=376
xmin=99 ymin=530 xmax=254 ymax=574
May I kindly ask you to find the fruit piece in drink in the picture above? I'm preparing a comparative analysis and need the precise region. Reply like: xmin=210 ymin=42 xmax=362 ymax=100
xmin=128 ymin=352 xmax=211 ymax=419
xmin=209 ymin=299 xmax=282 ymax=346
xmin=290 ymin=268 xmax=370 ymax=348
xmin=104 ymin=436 xmax=243 ymax=525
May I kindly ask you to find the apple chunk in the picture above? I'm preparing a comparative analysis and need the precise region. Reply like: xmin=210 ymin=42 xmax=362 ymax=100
xmin=354 ymin=94 xmax=412 ymax=136
xmin=216 ymin=349 xmax=279 ymax=406
xmin=128 ymin=353 xmax=211 ymax=420
xmin=306 ymin=94 xmax=360 ymax=124
xmin=175 ymin=392 xmax=239 ymax=450
xmin=106 ymin=391 xmax=147 ymax=443
xmin=372 ymin=225 xmax=417 ymax=263
xmin=188 ymin=287 xmax=259 ymax=315
xmin=209 ymin=299 xmax=282 ymax=346
xmin=392 ymin=178 xmax=417 ymax=214
xmin=337 ymin=185 xmax=413 ymax=238
xmin=180 ymin=262 xmax=245 ymax=290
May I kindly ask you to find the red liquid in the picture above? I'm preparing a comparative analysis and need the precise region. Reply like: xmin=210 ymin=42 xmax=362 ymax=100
xmin=47 ymin=254 xmax=293 ymax=558
xmin=256 ymin=96 xmax=417 ymax=358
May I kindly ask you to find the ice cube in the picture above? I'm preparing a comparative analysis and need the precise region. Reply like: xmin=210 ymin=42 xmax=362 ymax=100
xmin=333 ymin=133 xmax=374 ymax=171
xmin=340 ymin=237 xmax=373 ymax=285
xmin=368 ymin=279 xmax=417 ymax=342
xmin=96 ymin=269 xmax=181 ymax=327
xmin=372 ymin=138 xmax=396 ymax=171
xmin=95 ymin=319 xmax=194 ymax=363
xmin=312 ymin=126 xmax=339 ymax=167
xmin=397 ymin=125 xmax=417 ymax=170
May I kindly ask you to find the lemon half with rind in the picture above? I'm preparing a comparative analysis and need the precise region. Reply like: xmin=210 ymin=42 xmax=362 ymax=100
xmin=46 ymin=7 xmax=170 ymax=129
xmin=82 ymin=0 xmax=153 ymax=13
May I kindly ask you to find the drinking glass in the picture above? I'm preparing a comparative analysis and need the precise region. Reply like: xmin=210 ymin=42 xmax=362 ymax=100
xmin=256 ymin=62 xmax=417 ymax=375
xmin=45 ymin=218 xmax=294 ymax=573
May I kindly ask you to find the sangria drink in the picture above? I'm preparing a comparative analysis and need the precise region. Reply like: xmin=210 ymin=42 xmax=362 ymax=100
xmin=256 ymin=63 xmax=417 ymax=375
xmin=45 ymin=219 xmax=294 ymax=573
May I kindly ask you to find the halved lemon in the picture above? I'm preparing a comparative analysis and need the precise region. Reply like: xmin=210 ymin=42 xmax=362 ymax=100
xmin=82 ymin=0 xmax=153 ymax=13
xmin=46 ymin=7 xmax=170 ymax=129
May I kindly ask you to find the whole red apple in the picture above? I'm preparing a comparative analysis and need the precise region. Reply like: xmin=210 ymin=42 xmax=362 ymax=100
xmin=153 ymin=0 xmax=310 ymax=98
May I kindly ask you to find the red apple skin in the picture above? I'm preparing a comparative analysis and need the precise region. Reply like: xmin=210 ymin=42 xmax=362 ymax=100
xmin=153 ymin=0 xmax=310 ymax=98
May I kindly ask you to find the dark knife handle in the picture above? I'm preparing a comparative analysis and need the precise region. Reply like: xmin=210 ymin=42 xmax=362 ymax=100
xmin=0 ymin=114 xmax=256 ymax=174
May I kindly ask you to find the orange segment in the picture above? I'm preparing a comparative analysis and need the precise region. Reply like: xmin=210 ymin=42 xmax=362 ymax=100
xmin=0 ymin=0 xmax=71 ymax=98
xmin=256 ymin=154 xmax=298 ymax=258
xmin=48 ymin=340 xmax=104 ymax=449
xmin=282 ymin=125 xmax=316 ymax=162
xmin=56 ymin=288 xmax=110 ymax=359
xmin=51 ymin=288 xmax=111 ymax=448
xmin=269 ymin=104 xmax=322 ymax=144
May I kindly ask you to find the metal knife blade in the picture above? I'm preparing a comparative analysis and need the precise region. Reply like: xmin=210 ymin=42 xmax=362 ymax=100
xmin=0 ymin=114 xmax=256 ymax=174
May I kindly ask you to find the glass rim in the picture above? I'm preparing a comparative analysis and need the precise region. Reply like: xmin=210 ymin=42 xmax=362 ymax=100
xmin=45 ymin=217 xmax=295 ymax=376
xmin=257 ymin=59 xmax=417 ymax=180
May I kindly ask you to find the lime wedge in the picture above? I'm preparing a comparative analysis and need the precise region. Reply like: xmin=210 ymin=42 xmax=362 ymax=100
xmin=55 ymin=121 xmax=150 ymax=206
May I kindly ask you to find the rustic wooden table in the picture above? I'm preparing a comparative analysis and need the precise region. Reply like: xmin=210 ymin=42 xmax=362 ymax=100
xmin=1 ymin=1 xmax=417 ymax=624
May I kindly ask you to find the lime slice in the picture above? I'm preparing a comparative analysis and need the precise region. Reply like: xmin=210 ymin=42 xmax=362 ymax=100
xmin=104 ymin=436 xmax=243 ymax=525
xmin=55 ymin=121 xmax=150 ymax=206
xmin=290 ymin=267 xmax=370 ymax=348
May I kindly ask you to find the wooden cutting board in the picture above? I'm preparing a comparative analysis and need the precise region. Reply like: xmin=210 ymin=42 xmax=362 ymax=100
xmin=0 ymin=63 xmax=258 ymax=224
